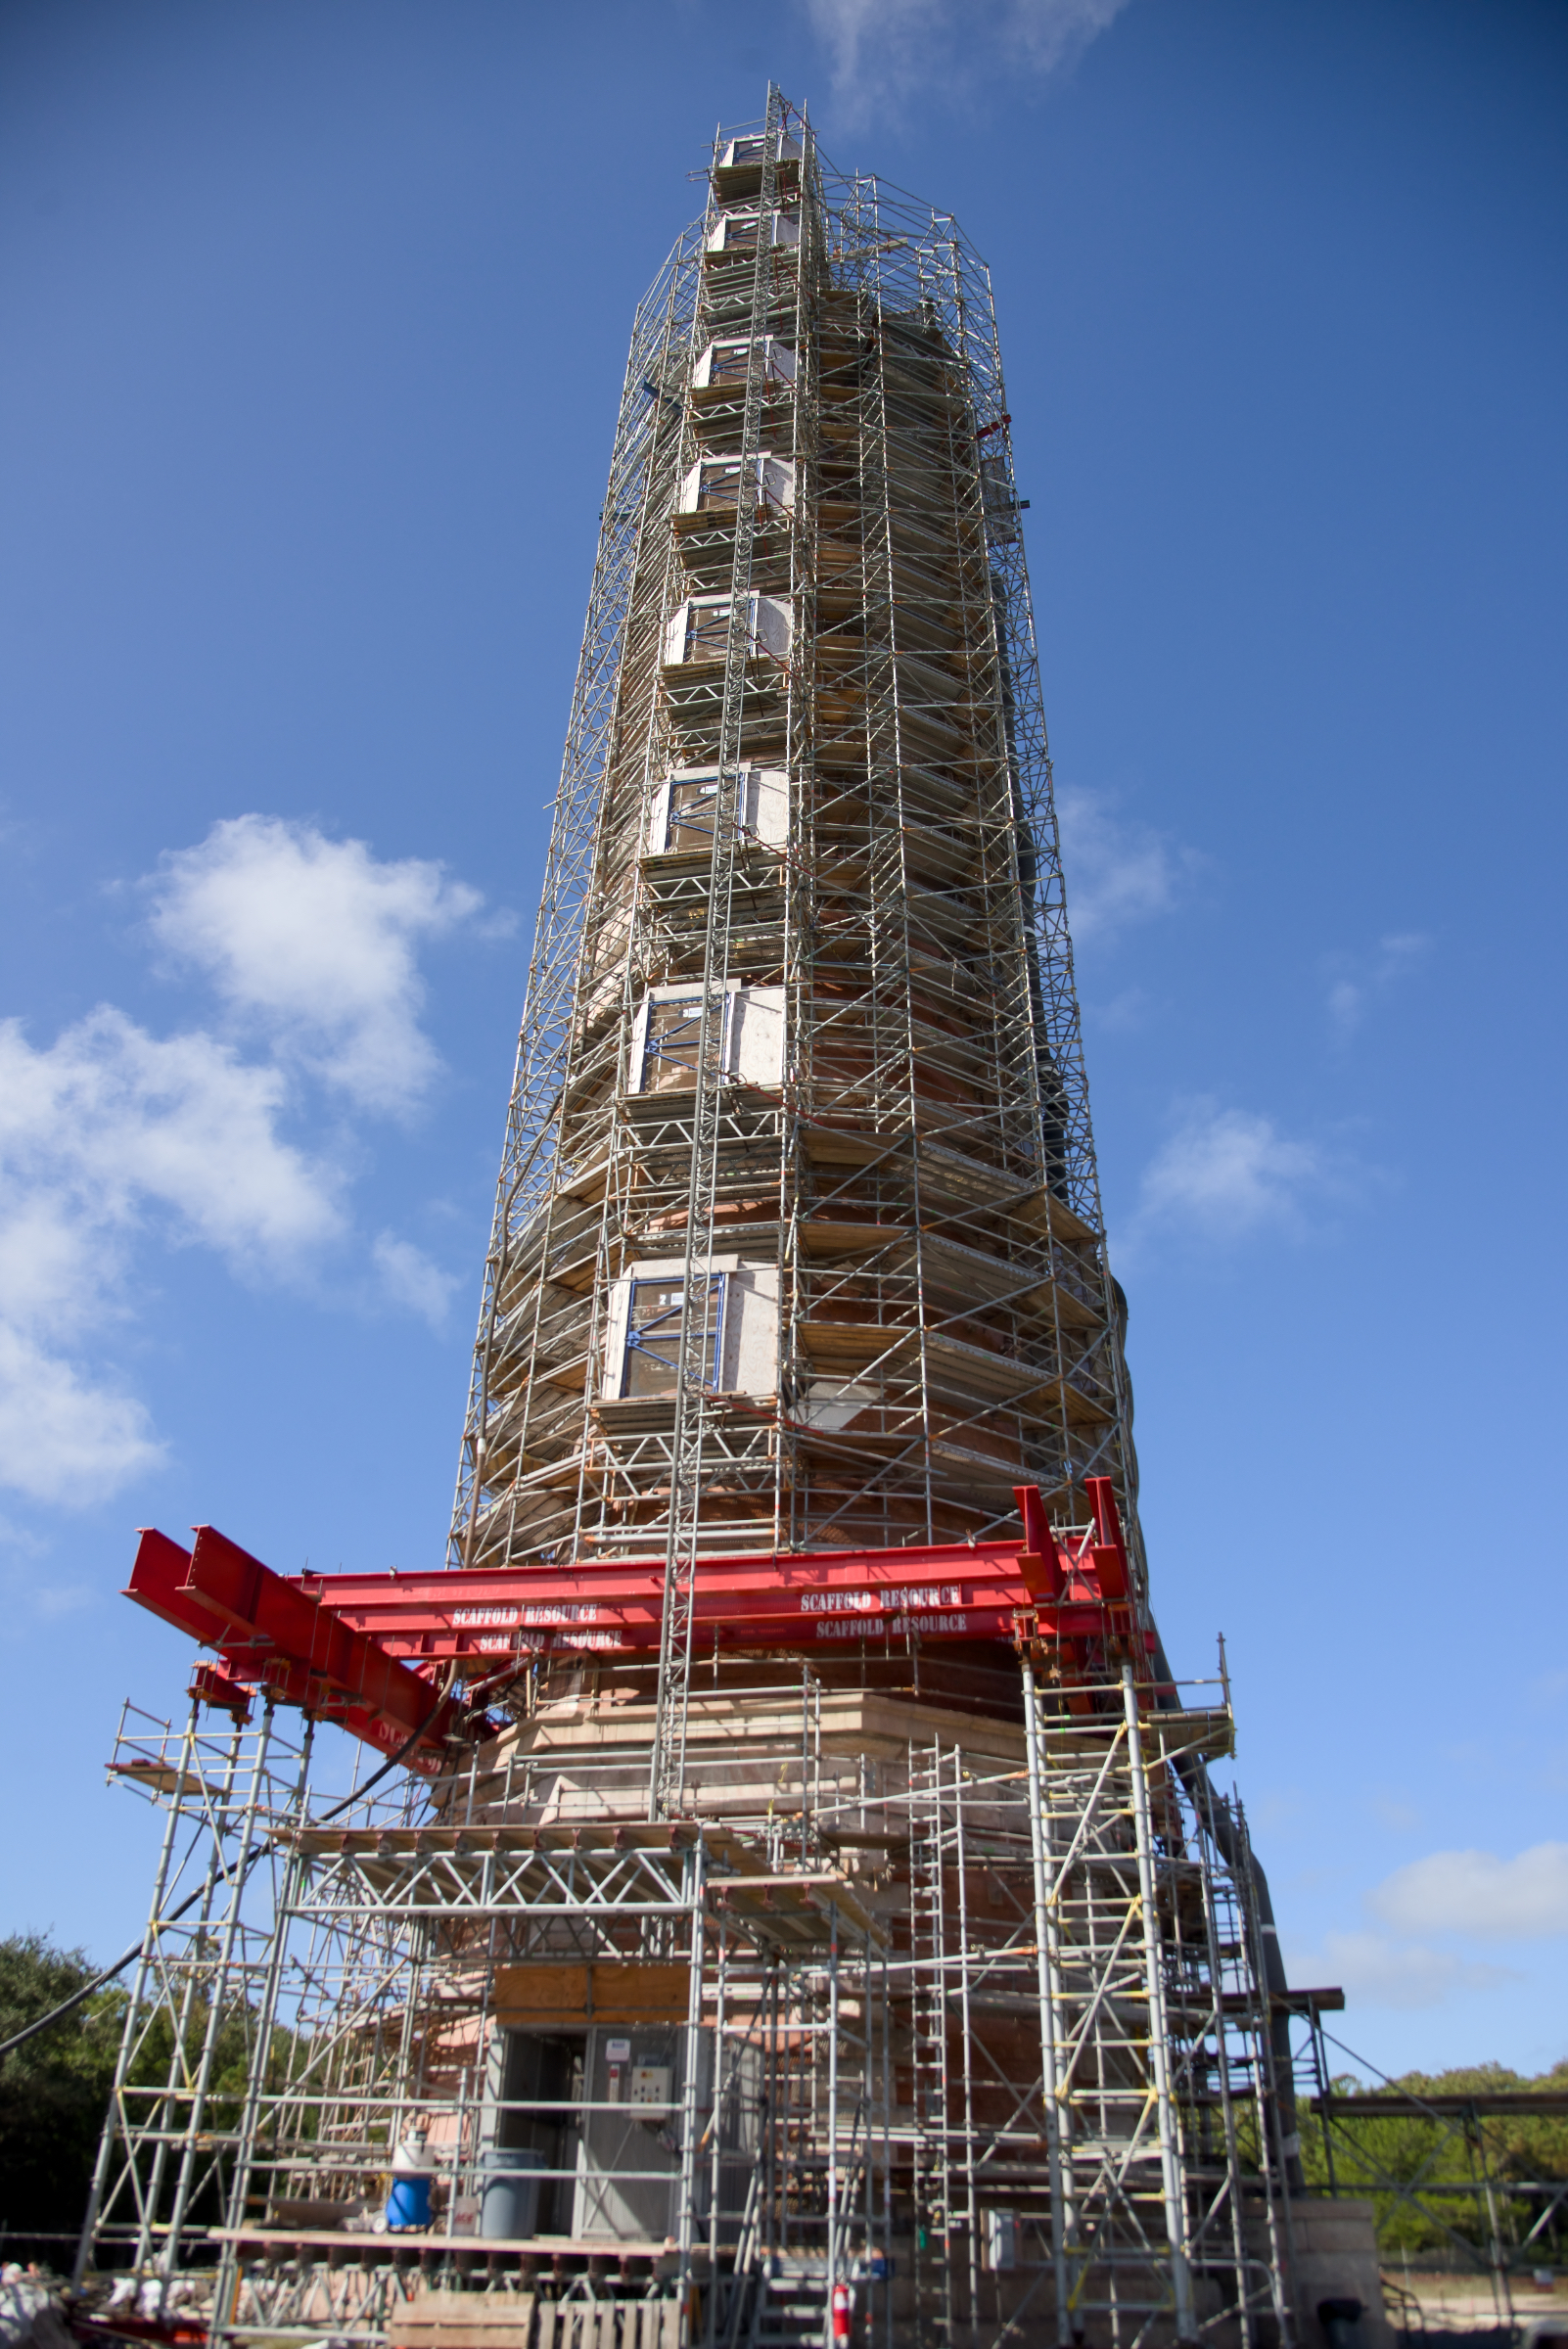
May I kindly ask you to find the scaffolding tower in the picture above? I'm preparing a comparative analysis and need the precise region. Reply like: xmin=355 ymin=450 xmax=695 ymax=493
xmin=76 ymin=92 xmax=1323 ymax=2349
xmin=450 ymin=91 xmax=1131 ymax=1594
xmin=79 ymin=1652 xmax=1297 ymax=2349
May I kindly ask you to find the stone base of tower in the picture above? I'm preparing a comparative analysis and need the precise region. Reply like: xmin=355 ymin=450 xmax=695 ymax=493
xmin=1283 ymin=2201 xmax=1396 ymax=2349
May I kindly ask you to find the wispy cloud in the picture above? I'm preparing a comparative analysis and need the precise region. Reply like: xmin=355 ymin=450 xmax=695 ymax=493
xmin=31 ymin=1580 xmax=95 ymax=1619
xmin=1129 ymin=1099 xmax=1344 ymax=1246
xmin=1369 ymin=1844 xmax=1568 ymax=1943
xmin=1369 ymin=1789 xmax=1422 ymax=1833
xmin=0 ymin=1321 xmax=163 ymax=1507
xmin=0 ymin=1008 xmax=343 ymax=1267
xmin=0 ymin=818 xmax=491 ymax=1507
xmin=0 ymin=1007 xmax=343 ymax=1503
xmin=1282 ymin=1840 xmax=1568 ymax=2015
xmin=373 ymin=1233 xmax=462 ymax=1332
xmin=1325 ymin=932 xmax=1430 ymax=1036
xmin=801 ymin=0 xmax=1134 ymax=120
xmin=1282 ymin=1929 xmax=1515 ymax=2013
xmin=1057 ymin=786 xmax=1203 ymax=946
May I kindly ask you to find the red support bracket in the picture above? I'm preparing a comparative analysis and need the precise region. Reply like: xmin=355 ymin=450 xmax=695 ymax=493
xmin=1012 ymin=1484 xmax=1064 ymax=1599
xmin=187 ymin=1663 xmax=252 ymax=1722
xmin=125 ymin=1525 xmax=466 ymax=1772
xmin=1084 ymin=1476 xmax=1130 ymax=1603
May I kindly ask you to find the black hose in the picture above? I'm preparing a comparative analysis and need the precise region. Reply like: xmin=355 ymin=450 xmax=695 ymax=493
xmin=1151 ymin=1632 xmax=1306 ymax=2193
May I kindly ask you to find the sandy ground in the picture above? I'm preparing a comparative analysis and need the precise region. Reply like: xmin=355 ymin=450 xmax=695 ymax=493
xmin=1383 ymin=2271 xmax=1565 ymax=2336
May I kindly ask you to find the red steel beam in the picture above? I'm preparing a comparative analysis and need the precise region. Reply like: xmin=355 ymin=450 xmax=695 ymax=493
xmin=124 ymin=1527 xmax=467 ymax=1773
xmin=125 ymin=1487 xmax=1149 ymax=1760
xmin=300 ymin=1556 xmax=1130 ymax=1663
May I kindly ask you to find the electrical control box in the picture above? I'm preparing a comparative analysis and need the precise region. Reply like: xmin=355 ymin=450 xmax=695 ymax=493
xmin=986 ymin=2210 xmax=1017 ymax=2274
xmin=628 ymin=2063 xmax=672 ymax=2120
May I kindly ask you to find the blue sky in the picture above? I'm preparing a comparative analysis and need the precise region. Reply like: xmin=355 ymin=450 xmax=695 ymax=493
xmin=2 ymin=0 xmax=1564 ymax=2082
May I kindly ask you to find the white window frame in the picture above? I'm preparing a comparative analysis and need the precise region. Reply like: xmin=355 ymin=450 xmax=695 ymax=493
xmin=718 ymin=134 xmax=803 ymax=169
xmin=602 ymin=1256 xmax=741 ymax=1402
xmin=704 ymin=209 xmax=801 ymax=255
xmin=676 ymin=451 xmax=794 ymax=518
xmin=647 ymin=770 xmax=715 ymax=858
xmin=646 ymin=765 xmax=789 ymax=857
xmin=628 ymin=986 xmax=735 ymax=1094
xmin=628 ymin=983 xmax=785 ymax=1094
xmin=691 ymin=337 xmax=796 ymax=392
xmin=663 ymin=594 xmax=791 ymax=668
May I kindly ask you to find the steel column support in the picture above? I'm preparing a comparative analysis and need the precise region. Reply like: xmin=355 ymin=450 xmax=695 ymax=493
xmin=72 ymin=1698 xmax=204 ymax=2291
xmin=1123 ymin=1665 xmax=1196 ymax=2343
xmin=209 ymin=1714 xmax=316 ymax=2339
xmin=1021 ymin=1656 xmax=1071 ymax=2347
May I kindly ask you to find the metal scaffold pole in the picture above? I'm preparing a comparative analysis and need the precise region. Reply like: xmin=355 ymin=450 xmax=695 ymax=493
xmin=1020 ymin=1654 xmax=1071 ymax=2347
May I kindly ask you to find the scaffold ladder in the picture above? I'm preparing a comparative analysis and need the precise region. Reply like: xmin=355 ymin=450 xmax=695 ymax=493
xmin=907 ymin=1740 xmax=954 ymax=2349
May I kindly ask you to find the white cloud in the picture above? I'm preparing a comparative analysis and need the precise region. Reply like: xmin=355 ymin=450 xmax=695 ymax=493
xmin=0 ymin=1008 xmax=343 ymax=1265
xmin=1283 ymin=1930 xmax=1515 ymax=2013
xmin=0 ymin=817 xmax=495 ymax=1509
xmin=805 ymin=0 xmax=945 ymax=106
xmin=373 ymin=1233 xmax=461 ymax=1331
xmin=1132 ymin=1100 xmax=1331 ymax=1241
xmin=1057 ymin=786 xmax=1201 ymax=945
xmin=1091 ymin=987 xmax=1151 ymax=1031
xmin=0 ymin=1006 xmax=344 ymax=1504
xmin=0 ymin=1324 xmax=163 ymax=1506
xmin=1369 ymin=1845 xmax=1568 ymax=1943
xmin=803 ymin=0 xmax=1133 ymax=118
xmin=146 ymin=814 xmax=486 ymax=1114
xmin=1326 ymin=932 xmax=1430 ymax=1036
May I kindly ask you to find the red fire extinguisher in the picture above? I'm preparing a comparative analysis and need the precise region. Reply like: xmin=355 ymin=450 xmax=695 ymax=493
xmin=831 ymin=2282 xmax=853 ymax=2345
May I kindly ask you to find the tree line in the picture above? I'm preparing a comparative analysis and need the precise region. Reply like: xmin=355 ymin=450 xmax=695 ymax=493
xmin=0 ymin=1929 xmax=299 ymax=2253
xmin=1300 ymin=2063 xmax=1568 ymax=2261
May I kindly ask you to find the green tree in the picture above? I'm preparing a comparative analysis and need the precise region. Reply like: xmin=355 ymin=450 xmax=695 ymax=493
xmin=1 ymin=1929 xmax=320 ymax=2250
xmin=1301 ymin=2061 xmax=1568 ymax=2260
xmin=0 ymin=1932 xmax=124 ymax=2240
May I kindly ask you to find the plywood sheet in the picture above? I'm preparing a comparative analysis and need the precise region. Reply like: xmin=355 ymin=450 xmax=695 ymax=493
xmin=390 ymin=2290 xmax=535 ymax=2349
xmin=491 ymin=1960 xmax=690 ymax=2030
